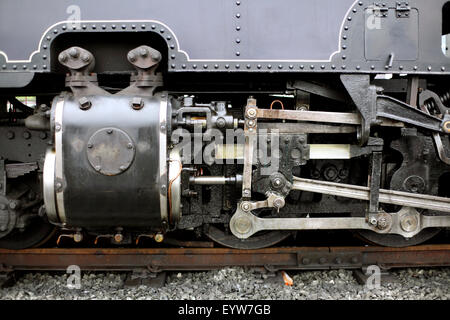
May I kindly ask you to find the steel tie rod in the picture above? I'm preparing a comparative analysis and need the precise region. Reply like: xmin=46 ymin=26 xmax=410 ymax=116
xmin=292 ymin=177 xmax=450 ymax=213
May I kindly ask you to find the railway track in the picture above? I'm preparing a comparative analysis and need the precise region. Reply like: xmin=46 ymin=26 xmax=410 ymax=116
xmin=0 ymin=244 xmax=449 ymax=273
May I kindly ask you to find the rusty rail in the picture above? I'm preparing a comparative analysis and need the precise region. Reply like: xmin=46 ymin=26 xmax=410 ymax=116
xmin=0 ymin=244 xmax=449 ymax=272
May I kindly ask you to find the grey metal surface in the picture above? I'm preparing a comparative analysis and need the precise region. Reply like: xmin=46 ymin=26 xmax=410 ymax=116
xmin=0 ymin=0 xmax=449 ymax=87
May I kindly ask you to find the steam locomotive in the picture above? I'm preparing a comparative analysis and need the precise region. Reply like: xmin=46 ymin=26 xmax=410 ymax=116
xmin=0 ymin=0 xmax=449 ymax=249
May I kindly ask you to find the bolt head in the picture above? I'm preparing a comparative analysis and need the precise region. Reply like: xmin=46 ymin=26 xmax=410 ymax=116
xmin=58 ymin=53 xmax=68 ymax=63
xmin=139 ymin=48 xmax=148 ymax=57
xmin=151 ymin=51 xmax=162 ymax=62
xmin=128 ymin=52 xmax=137 ymax=62
xmin=68 ymin=48 xmax=79 ymax=58
xmin=154 ymin=233 xmax=164 ymax=243
xmin=81 ymin=54 xmax=90 ymax=62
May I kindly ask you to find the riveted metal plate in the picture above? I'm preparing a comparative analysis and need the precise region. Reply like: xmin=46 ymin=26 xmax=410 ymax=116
xmin=86 ymin=127 xmax=135 ymax=176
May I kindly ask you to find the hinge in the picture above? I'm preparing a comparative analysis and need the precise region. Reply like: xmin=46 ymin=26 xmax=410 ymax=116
xmin=396 ymin=1 xmax=411 ymax=18
xmin=371 ymin=3 xmax=389 ymax=18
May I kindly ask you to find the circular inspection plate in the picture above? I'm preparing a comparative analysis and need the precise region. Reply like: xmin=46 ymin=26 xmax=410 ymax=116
xmin=86 ymin=127 xmax=135 ymax=176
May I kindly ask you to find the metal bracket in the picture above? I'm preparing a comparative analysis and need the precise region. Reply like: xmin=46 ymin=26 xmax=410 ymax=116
xmin=396 ymin=1 xmax=411 ymax=18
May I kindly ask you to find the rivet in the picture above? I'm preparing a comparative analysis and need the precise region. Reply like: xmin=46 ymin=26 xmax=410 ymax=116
xmin=171 ymin=64 xmax=176 ymax=69
xmin=399 ymin=65 xmax=403 ymax=70
xmin=235 ymin=64 xmax=240 ymax=69
xmin=131 ymin=24 xmax=136 ymax=29
xmin=331 ymin=65 xmax=336 ymax=69
xmin=167 ymin=35 xmax=172 ymax=40
xmin=352 ymin=8 xmax=357 ymax=13
xmin=192 ymin=64 xmax=197 ymax=69
xmin=341 ymin=65 xmax=346 ymax=69
xmin=300 ymin=65 xmax=304 ymax=69
xmin=236 ymin=38 xmax=241 ymax=43
xmin=23 ymin=131 xmax=31 ymax=139
xmin=203 ymin=64 xmax=208 ymax=69
xmin=267 ymin=64 xmax=272 ymax=69
xmin=236 ymin=26 xmax=241 ymax=31
xmin=160 ymin=28 xmax=165 ymax=33
xmin=236 ymin=51 xmax=240 ymax=56
xmin=246 ymin=64 xmax=251 ymax=69
xmin=92 ymin=25 xmax=96 ymax=29
xmin=23 ymin=65 xmax=27 ymax=70
xmin=82 ymin=25 xmax=87 ymax=30
xmin=111 ymin=24 xmax=116 ymax=29
xmin=46 ymin=36 xmax=51 ymax=41
xmin=151 ymin=25 xmax=156 ymax=29
xmin=33 ymin=65 xmax=37 ymax=69
xmin=95 ymin=165 xmax=101 ymax=171
xmin=278 ymin=64 xmax=283 ymax=69
xmin=348 ymin=16 xmax=352 ymax=21
xmin=43 ymin=55 xmax=47 ymax=60
xmin=385 ymin=65 xmax=390 ymax=70
xmin=343 ymin=35 xmax=347 ymax=40
xmin=342 ymin=45 xmax=347 ymax=49
xmin=127 ymin=143 xmax=133 ymax=149
xmin=236 ymin=13 xmax=241 ymax=18
xmin=102 ymin=25 xmax=106 ymax=29
xmin=142 ymin=24 xmax=147 ymax=29
xmin=371 ymin=65 xmax=375 ymax=70
xmin=356 ymin=65 xmax=361 ymax=70
xmin=170 ymin=54 xmax=175 ymax=59
xmin=342 ymin=55 xmax=346 ymax=60
xmin=413 ymin=66 xmax=418 ymax=70
xmin=427 ymin=66 xmax=432 ymax=71
xmin=13 ymin=65 xmax=17 ymax=70
xmin=170 ymin=44 xmax=175 ymax=49
xmin=442 ymin=66 xmax=446 ymax=71
xmin=107 ymin=129 xmax=113 ymax=134
xmin=359 ymin=1 xmax=363 ymax=5
xmin=62 ymin=25 xmax=67 ymax=30
xmin=344 ymin=26 xmax=349 ymax=30
xmin=182 ymin=64 xmax=186 ymax=69
xmin=121 ymin=24 xmax=126 ymax=29
xmin=43 ymin=45 xmax=48 ymax=49
xmin=2 ymin=65 xmax=5 ymax=70
xmin=310 ymin=65 xmax=314 ymax=69
xmin=214 ymin=64 xmax=219 ymax=69
xmin=257 ymin=64 xmax=262 ymax=69
xmin=236 ymin=0 xmax=241 ymax=5
xmin=289 ymin=65 xmax=294 ymax=69
xmin=87 ymin=143 xmax=93 ymax=149
xmin=320 ymin=65 xmax=325 ymax=69
xmin=225 ymin=64 xmax=230 ymax=69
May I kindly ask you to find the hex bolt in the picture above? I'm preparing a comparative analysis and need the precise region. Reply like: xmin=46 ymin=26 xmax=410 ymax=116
xmin=247 ymin=119 xmax=256 ymax=128
xmin=378 ymin=217 xmax=388 ymax=230
xmin=73 ymin=232 xmax=83 ymax=243
xmin=273 ymin=197 xmax=285 ymax=210
xmin=6 ymin=131 xmax=14 ymax=140
xmin=78 ymin=97 xmax=92 ymax=110
xmin=119 ymin=165 xmax=127 ymax=171
xmin=114 ymin=233 xmax=123 ymax=243
xmin=128 ymin=52 xmax=137 ymax=62
xmin=319 ymin=257 xmax=327 ymax=264
xmin=139 ymin=47 xmax=148 ymax=57
xmin=335 ymin=257 xmax=342 ymax=264
xmin=81 ymin=53 xmax=90 ymax=62
xmin=216 ymin=117 xmax=226 ymax=128
xmin=246 ymin=108 xmax=257 ymax=119
xmin=154 ymin=233 xmax=164 ymax=243
xmin=241 ymin=202 xmax=251 ymax=211
xmin=271 ymin=177 xmax=283 ymax=189
xmin=39 ymin=132 xmax=47 ymax=140
xmin=68 ymin=47 xmax=79 ymax=58
xmin=55 ymin=124 xmax=61 ymax=132
xmin=8 ymin=201 xmax=18 ymax=210
xmin=22 ymin=131 xmax=31 ymax=140
xmin=243 ymin=189 xmax=251 ymax=197
xmin=302 ymin=257 xmax=310 ymax=265
xmin=127 ymin=143 xmax=133 ymax=149
xmin=151 ymin=51 xmax=162 ymax=62
xmin=58 ymin=53 xmax=68 ymax=63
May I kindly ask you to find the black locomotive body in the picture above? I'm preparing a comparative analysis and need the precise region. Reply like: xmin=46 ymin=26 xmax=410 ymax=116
xmin=0 ymin=0 xmax=449 ymax=249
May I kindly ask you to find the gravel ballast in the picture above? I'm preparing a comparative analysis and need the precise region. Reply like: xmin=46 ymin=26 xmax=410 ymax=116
xmin=1 ymin=267 xmax=449 ymax=300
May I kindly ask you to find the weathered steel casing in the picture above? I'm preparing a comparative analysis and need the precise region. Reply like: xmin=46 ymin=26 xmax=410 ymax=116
xmin=44 ymin=94 xmax=169 ymax=228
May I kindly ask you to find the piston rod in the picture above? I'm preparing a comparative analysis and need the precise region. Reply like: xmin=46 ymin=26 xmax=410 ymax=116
xmin=190 ymin=175 xmax=242 ymax=185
